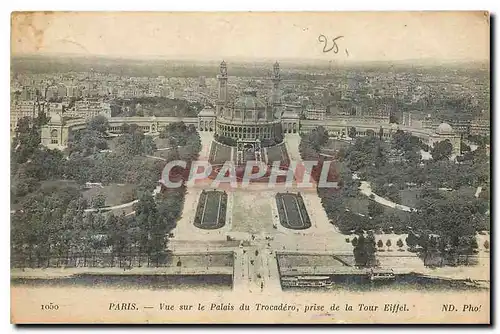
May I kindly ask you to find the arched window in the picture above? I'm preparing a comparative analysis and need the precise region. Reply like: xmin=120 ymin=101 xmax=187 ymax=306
xmin=50 ymin=129 xmax=58 ymax=144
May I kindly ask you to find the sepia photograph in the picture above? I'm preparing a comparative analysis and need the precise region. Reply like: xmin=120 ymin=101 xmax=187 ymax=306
xmin=9 ymin=11 xmax=490 ymax=324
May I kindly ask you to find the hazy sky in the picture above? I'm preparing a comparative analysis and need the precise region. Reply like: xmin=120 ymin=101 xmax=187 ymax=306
xmin=11 ymin=12 xmax=489 ymax=62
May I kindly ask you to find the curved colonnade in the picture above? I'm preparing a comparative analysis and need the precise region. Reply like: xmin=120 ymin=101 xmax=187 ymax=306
xmin=40 ymin=115 xmax=459 ymax=156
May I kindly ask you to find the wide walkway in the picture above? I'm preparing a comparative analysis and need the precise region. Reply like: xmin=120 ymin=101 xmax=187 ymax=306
xmin=168 ymin=132 xmax=490 ymax=292
xmin=359 ymin=181 xmax=414 ymax=212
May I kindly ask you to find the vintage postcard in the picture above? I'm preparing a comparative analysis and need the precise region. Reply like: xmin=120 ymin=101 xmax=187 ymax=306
xmin=10 ymin=11 xmax=490 ymax=324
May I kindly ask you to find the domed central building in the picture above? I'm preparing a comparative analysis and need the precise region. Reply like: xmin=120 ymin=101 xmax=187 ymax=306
xmin=204 ymin=61 xmax=292 ymax=167
xmin=214 ymin=61 xmax=284 ymax=145
xmin=216 ymin=87 xmax=281 ymax=142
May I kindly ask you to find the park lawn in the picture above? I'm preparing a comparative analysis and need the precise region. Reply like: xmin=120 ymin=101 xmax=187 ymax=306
xmin=445 ymin=186 xmax=477 ymax=198
xmin=153 ymin=148 xmax=175 ymax=159
xmin=344 ymin=196 xmax=370 ymax=215
xmin=399 ymin=186 xmax=477 ymax=209
xmin=82 ymin=183 xmax=137 ymax=207
xmin=39 ymin=179 xmax=79 ymax=190
xmin=105 ymin=206 xmax=135 ymax=216
xmin=150 ymin=107 xmax=176 ymax=117
xmin=105 ymin=138 xmax=119 ymax=152
xmin=153 ymin=137 xmax=173 ymax=149
xmin=11 ymin=179 xmax=80 ymax=212
xmin=346 ymin=195 xmax=410 ymax=223
xmin=153 ymin=144 xmax=193 ymax=160
xmin=399 ymin=188 xmax=421 ymax=208
xmin=322 ymin=138 xmax=351 ymax=152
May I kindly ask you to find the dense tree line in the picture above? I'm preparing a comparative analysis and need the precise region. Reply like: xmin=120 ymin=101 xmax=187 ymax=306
xmin=67 ymin=116 xmax=110 ymax=156
xmin=11 ymin=117 xmax=201 ymax=268
xmin=11 ymin=187 xmax=184 ymax=268
xmin=351 ymin=232 xmax=378 ymax=267
xmin=392 ymin=130 xmax=429 ymax=163
xmin=10 ymin=115 xmax=165 ymax=198
xmin=467 ymin=134 xmax=490 ymax=148
xmin=11 ymin=112 xmax=57 ymax=203
xmin=64 ymin=153 xmax=164 ymax=192
xmin=405 ymin=229 xmax=480 ymax=267
xmin=298 ymin=126 xmax=329 ymax=161
xmin=111 ymin=97 xmax=202 ymax=118
xmin=300 ymin=126 xmax=490 ymax=267
xmin=161 ymin=122 xmax=200 ymax=147
xmin=114 ymin=124 xmax=157 ymax=156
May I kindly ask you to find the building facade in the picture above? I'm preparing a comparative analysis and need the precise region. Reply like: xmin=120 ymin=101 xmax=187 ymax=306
xmin=207 ymin=61 xmax=291 ymax=142
xmin=64 ymin=99 xmax=112 ymax=120
xmin=470 ymin=118 xmax=490 ymax=136
xmin=305 ymin=107 xmax=326 ymax=120
xmin=37 ymin=60 xmax=463 ymax=158
xmin=10 ymin=100 xmax=39 ymax=133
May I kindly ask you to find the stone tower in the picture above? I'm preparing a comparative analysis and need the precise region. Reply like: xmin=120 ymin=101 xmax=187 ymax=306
xmin=271 ymin=61 xmax=283 ymax=119
xmin=216 ymin=60 xmax=228 ymax=117
xmin=271 ymin=61 xmax=281 ymax=106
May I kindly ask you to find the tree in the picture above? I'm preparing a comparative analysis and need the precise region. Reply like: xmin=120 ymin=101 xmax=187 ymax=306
xmin=67 ymin=126 xmax=108 ymax=157
xmin=91 ymin=194 xmax=106 ymax=209
xmin=87 ymin=115 xmax=109 ymax=134
xmin=353 ymin=233 xmax=377 ymax=267
xmin=120 ymin=123 xmax=131 ymax=134
xmin=397 ymin=238 xmax=404 ymax=249
xmin=404 ymin=232 xmax=418 ymax=251
xmin=348 ymin=127 xmax=357 ymax=138
xmin=353 ymin=234 xmax=366 ymax=266
xmin=11 ymin=165 xmax=40 ymax=200
xmin=386 ymin=239 xmax=392 ymax=249
xmin=12 ymin=116 xmax=43 ymax=164
xmin=377 ymin=239 xmax=384 ymax=249
xmin=351 ymin=236 xmax=358 ymax=247
xmin=303 ymin=126 xmax=329 ymax=151
xmin=35 ymin=109 xmax=50 ymax=127
xmin=134 ymin=192 xmax=172 ymax=265
xmin=484 ymin=240 xmax=490 ymax=251
xmin=141 ymin=136 xmax=157 ymax=155
xmin=368 ymin=201 xmax=384 ymax=218
xmin=470 ymin=237 xmax=479 ymax=249
xmin=431 ymin=140 xmax=453 ymax=161
xmin=365 ymin=232 xmax=377 ymax=266
xmin=11 ymin=184 xmax=85 ymax=267
xmin=461 ymin=141 xmax=471 ymax=153
xmin=373 ymin=143 xmax=387 ymax=167
xmin=114 ymin=128 xmax=156 ymax=156
xmin=106 ymin=213 xmax=130 ymax=266
xmin=121 ymin=188 xmax=136 ymax=204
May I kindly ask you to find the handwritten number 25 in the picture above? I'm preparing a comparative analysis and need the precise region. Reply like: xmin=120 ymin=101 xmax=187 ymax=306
xmin=318 ymin=35 xmax=344 ymax=54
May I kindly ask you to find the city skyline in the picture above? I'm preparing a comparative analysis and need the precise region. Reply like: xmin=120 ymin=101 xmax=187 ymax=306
xmin=12 ymin=12 xmax=489 ymax=63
